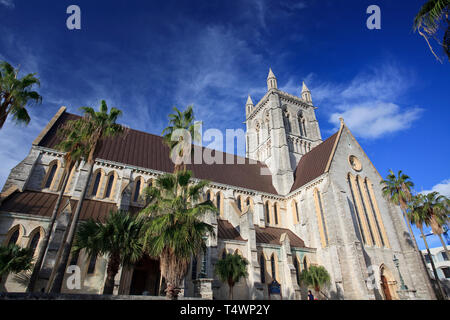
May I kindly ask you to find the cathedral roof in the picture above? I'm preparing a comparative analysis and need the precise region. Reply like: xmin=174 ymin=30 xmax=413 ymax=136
xmin=36 ymin=111 xmax=278 ymax=195
xmin=290 ymin=131 xmax=340 ymax=192
xmin=0 ymin=190 xmax=117 ymax=222
xmin=217 ymin=219 xmax=307 ymax=248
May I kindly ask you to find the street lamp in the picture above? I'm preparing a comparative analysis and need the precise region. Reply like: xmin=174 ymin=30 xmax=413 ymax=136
xmin=393 ymin=255 xmax=408 ymax=290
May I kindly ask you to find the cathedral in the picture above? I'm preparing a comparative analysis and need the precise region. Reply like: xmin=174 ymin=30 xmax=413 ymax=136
xmin=0 ymin=69 xmax=436 ymax=300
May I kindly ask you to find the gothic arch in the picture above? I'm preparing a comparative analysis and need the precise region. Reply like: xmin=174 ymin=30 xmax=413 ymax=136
xmin=270 ymin=253 xmax=279 ymax=282
xmin=89 ymin=168 xmax=106 ymax=198
xmin=264 ymin=200 xmax=271 ymax=224
xmin=42 ymin=159 xmax=62 ymax=191
xmin=103 ymin=170 xmax=118 ymax=200
xmin=380 ymin=264 xmax=398 ymax=300
xmin=292 ymin=199 xmax=300 ymax=224
xmin=4 ymin=224 xmax=25 ymax=246
xmin=131 ymin=176 xmax=145 ymax=203
xmin=27 ymin=227 xmax=45 ymax=258
xmin=216 ymin=191 xmax=224 ymax=217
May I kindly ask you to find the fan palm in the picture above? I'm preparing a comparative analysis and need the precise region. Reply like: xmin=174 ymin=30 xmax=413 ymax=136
xmin=421 ymin=192 xmax=449 ymax=258
xmin=298 ymin=265 xmax=331 ymax=300
xmin=139 ymin=170 xmax=215 ymax=299
xmin=413 ymin=0 xmax=450 ymax=62
xmin=381 ymin=170 xmax=418 ymax=246
xmin=0 ymin=244 xmax=34 ymax=284
xmin=162 ymin=105 xmax=201 ymax=172
xmin=27 ymin=120 xmax=90 ymax=292
xmin=72 ymin=210 xmax=144 ymax=294
xmin=214 ymin=253 xmax=249 ymax=300
xmin=0 ymin=61 xmax=42 ymax=129
xmin=408 ymin=194 xmax=447 ymax=299
xmin=49 ymin=100 xmax=125 ymax=293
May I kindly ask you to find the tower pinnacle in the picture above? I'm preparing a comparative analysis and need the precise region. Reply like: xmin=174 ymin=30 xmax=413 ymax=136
xmin=301 ymin=81 xmax=312 ymax=103
xmin=267 ymin=68 xmax=278 ymax=90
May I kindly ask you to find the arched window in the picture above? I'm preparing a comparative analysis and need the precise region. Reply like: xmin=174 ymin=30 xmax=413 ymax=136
xmin=91 ymin=171 xmax=101 ymax=196
xmin=302 ymin=119 xmax=307 ymax=137
xmin=303 ymin=256 xmax=308 ymax=271
xmin=270 ymin=254 xmax=276 ymax=280
xmin=365 ymin=177 xmax=389 ymax=247
xmin=273 ymin=203 xmax=279 ymax=225
xmin=222 ymin=250 xmax=226 ymax=260
xmin=29 ymin=229 xmax=42 ymax=256
xmin=265 ymin=201 xmax=270 ymax=224
xmin=260 ymin=254 xmax=266 ymax=284
xmin=44 ymin=163 xmax=58 ymax=189
xmin=313 ymin=189 xmax=328 ymax=248
xmin=293 ymin=257 xmax=300 ymax=285
xmin=216 ymin=192 xmax=222 ymax=215
xmin=206 ymin=190 xmax=212 ymax=202
xmin=7 ymin=228 xmax=20 ymax=246
xmin=105 ymin=173 xmax=115 ymax=199
xmin=293 ymin=200 xmax=300 ymax=224
xmin=133 ymin=178 xmax=142 ymax=202
xmin=237 ymin=195 xmax=242 ymax=211
xmin=246 ymin=197 xmax=251 ymax=209
xmin=298 ymin=117 xmax=304 ymax=136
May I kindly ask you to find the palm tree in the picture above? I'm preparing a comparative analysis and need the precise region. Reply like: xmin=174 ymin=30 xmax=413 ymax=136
xmin=381 ymin=170 xmax=418 ymax=246
xmin=299 ymin=265 xmax=331 ymax=300
xmin=214 ymin=253 xmax=249 ymax=300
xmin=414 ymin=0 xmax=450 ymax=62
xmin=140 ymin=170 xmax=215 ymax=299
xmin=27 ymin=119 xmax=89 ymax=292
xmin=72 ymin=210 xmax=144 ymax=294
xmin=161 ymin=105 xmax=201 ymax=172
xmin=408 ymin=194 xmax=447 ymax=299
xmin=0 ymin=244 xmax=34 ymax=284
xmin=49 ymin=100 xmax=125 ymax=293
xmin=422 ymin=192 xmax=449 ymax=259
xmin=0 ymin=61 xmax=42 ymax=129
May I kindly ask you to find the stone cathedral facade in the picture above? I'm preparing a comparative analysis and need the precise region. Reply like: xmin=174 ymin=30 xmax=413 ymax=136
xmin=0 ymin=70 xmax=435 ymax=300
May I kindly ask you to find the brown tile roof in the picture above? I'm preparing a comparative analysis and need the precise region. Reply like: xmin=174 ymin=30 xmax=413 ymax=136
xmin=37 ymin=112 xmax=278 ymax=194
xmin=217 ymin=219 xmax=245 ymax=242
xmin=290 ymin=131 xmax=340 ymax=192
xmin=218 ymin=219 xmax=306 ymax=248
xmin=255 ymin=225 xmax=306 ymax=248
xmin=0 ymin=191 xmax=118 ymax=223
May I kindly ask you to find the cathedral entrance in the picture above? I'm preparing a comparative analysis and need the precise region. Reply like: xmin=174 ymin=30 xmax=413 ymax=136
xmin=129 ymin=255 xmax=161 ymax=296
xmin=380 ymin=265 xmax=397 ymax=300
xmin=381 ymin=274 xmax=392 ymax=300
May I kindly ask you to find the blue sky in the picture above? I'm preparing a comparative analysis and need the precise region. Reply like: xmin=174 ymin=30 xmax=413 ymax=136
xmin=0 ymin=0 xmax=449 ymax=249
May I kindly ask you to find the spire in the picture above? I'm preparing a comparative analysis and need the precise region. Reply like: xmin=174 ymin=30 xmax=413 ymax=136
xmin=267 ymin=68 xmax=278 ymax=90
xmin=246 ymin=95 xmax=254 ymax=106
xmin=301 ymin=81 xmax=310 ymax=93
xmin=245 ymin=95 xmax=254 ymax=116
xmin=301 ymin=81 xmax=312 ymax=103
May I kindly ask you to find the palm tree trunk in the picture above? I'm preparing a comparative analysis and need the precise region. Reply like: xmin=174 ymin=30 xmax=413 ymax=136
xmin=27 ymin=164 xmax=72 ymax=292
xmin=0 ymin=104 xmax=8 ymax=129
xmin=229 ymin=284 xmax=233 ymax=300
xmin=420 ymin=227 xmax=446 ymax=300
xmin=103 ymin=254 xmax=120 ymax=295
xmin=400 ymin=204 xmax=418 ymax=248
xmin=49 ymin=162 xmax=94 ymax=293
xmin=438 ymin=233 xmax=450 ymax=260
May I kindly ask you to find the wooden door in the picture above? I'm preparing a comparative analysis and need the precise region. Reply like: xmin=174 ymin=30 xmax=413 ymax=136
xmin=381 ymin=275 xmax=392 ymax=300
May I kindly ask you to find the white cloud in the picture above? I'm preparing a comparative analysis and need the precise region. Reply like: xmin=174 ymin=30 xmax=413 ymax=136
xmin=0 ymin=0 xmax=14 ymax=8
xmin=305 ymin=64 xmax=423 ymax=139
xmin=329 ymin=101 xmax=423 ymax=139
xmin=420 ymin=179 xmax=450 ymax=198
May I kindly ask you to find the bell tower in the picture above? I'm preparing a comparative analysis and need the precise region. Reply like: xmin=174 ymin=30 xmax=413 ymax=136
xmin=245 ymin=69 xmax=322 ymax=195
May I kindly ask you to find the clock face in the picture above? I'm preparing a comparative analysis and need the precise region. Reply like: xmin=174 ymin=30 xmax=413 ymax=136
xmin=349 ymin=155 xmax=362 ymax=171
